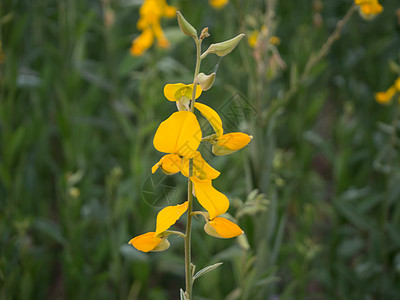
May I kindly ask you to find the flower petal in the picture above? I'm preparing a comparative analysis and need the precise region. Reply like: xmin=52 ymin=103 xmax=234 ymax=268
xmin=204 ymin=217 xmax=243 ymax=238
xmin=190 ymin=177 xmax=229 ymax=219
xmin=213 ymin=132 xmax=252 ymax=155
xmin=153 ymin=111 xmax=202 ymax=157
xmin=129 ymin=232 xmax=163 ymax=252
xmin=152 ymin=154 xmax=182 ymax=174
xmin=155 ymin=201 xmax=189 ymax=236
xmin=194 ymin=102 xmax=223 ymax=138
xmin=181 ymin=151 xmax=220 ymax=180
xmin=164 ymin=83 xmax=202 ymax=102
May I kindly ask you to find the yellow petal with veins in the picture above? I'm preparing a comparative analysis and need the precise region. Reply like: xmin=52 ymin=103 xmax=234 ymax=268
xmin=129 ymin=232 xmax=164 ymax=252
xmin=153 ymin=111 xmax=202 ymax=158
xmin=164 ymin=83 xmax=202 ymax=102
xmin=204 ymin=217 xmax=243 ymax=238
xmin=152 ymin=154 xmax=182 ymax=174
xmin=155 ymin=201 xmax=188 ymax=236
xmin=181 ymin=151 xmax=220 ymax=180
xmin=213 ymin=132 xmax=252 ymax=155
xmin=190 ymin=177 xmax=229 ymax=219
xmin=194 ymin=102 xmax=223 ymax=138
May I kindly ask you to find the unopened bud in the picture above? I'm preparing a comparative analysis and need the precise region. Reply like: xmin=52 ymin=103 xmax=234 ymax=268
xmin=200 ymin=27 xmax=210 ymax=40
xmin=201 ymin=33 xmax=245 ymax=59
xmin=177 ymin=11 xmax=197 ymax=39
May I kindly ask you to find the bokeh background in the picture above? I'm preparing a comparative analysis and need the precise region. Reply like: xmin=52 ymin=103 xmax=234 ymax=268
xmin=1 ymin=0 xmax=400 ymax=299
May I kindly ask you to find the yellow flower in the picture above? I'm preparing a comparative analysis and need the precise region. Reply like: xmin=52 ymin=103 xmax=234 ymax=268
xmin=354 ymin=0 xmax=383 ymax=20
xmin=151 ymin=110 xmax=222 ymax=180
xmin=204 ymin=216 xmax=243 ymax=238
xmin=209 ymin=0 xmax=229 ymax=9
xmin=152 ymin=150 xmax=220 ymax=180
xmin=190 ymin=177 xmax=243 ymax=239
xmin=164 ymin=83 xmax=202 ymax=110
xmin=269 ymin=36 xmax=281 ymax=46
xmin=130 ymin=0 xmax=177 ymax=56
xmin=153 ymin=111 xmax=202 ymax=158
xmin=190 ymin=177 xmax=229 ymax=220
xmin=129 ymin=202 xmax=188 ymax=252
xmin=247 ymin=31 xmax=258 ymax=48
xmin=151 ymin=108 xmax=221 ymax=180
xmin=212 ymin=132 xmax=253 ymax=156
xmin=375 ymin=78 xmax=400 ymax=104
xmin=248 ymin=27 xmax=280 ymax=48
xmin=194 ymin=102 xmax=252 ymax=155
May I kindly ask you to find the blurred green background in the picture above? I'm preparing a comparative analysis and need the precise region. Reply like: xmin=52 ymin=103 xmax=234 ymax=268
xmin=1 ymin=0 xmax=400 ymax=299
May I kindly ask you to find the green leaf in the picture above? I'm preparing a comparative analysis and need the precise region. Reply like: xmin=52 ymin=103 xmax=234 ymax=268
xmin=180 ymin=289 xmax=187 ymax=300
xmin=193 ymin=262 xmax=223 ymax=281
xmin=177 ymin=11 xmax=197 ymax=39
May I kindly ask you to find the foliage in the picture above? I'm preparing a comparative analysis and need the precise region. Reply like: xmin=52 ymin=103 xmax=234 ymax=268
xmin=1 ymin=0 xmax=400 ymax=299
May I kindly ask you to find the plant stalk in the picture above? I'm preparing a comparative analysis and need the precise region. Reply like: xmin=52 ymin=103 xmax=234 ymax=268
xmin=185 ymin=36 xmax=202 ymax=300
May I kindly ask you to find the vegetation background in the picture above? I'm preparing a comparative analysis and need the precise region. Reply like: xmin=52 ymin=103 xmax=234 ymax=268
xmin=1 ymin=0 xmax=400 ymax=299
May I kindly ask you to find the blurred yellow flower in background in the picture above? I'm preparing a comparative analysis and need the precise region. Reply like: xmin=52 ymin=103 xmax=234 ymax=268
xmin=130 ymin=0 xmax=177 ymax=56
xmin=209 ymin=0 xmax=229 ymax=9
xmin=375 ymin=77 xmax=400 ymax=105
xmin=248 ymin=26 xmax=281 ymax=48
xmin=354 ymin=0 xmax=383 ymax=20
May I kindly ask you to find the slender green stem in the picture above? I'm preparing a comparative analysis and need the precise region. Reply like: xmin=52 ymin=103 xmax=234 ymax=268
xmin=190 ymin=39 xmax=202 ymax=112
xmin=184 ymin=37 xmax=202 ymax=300
xmin=185 ymin=162 xmax=193 ymax=299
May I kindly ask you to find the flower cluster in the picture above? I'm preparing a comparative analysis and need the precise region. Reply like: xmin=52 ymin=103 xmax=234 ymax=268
xmin=130 ymin=0 xmax=177 ymax=56
xmin=354 ymin=0 xmax=383 ymax=20
xmin=375 ymin=77 xmax=400 ymax=105
xmin=130 ymin=81 xmax=252 ymax=252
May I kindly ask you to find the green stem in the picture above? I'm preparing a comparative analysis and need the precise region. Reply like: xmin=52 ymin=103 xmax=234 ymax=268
xmin=185 ymin=159 xmax=194 ymax=299
xmin=190 ymin=39 xmax=202 ymax=112
xmin=185 ymin=37 xmax=202 ymax=300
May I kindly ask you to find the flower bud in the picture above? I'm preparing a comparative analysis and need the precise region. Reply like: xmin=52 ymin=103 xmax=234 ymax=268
xmin=196 ymin=73 xmax=215 ymax=91
xmin=177 ymin=11 xmax=197 ymax=39
xmin=212 ymin=133 xmax=252 ymax=156
xmin=201 ymin=33 xmax=245 ymax=59
xmin=204 ymin=217 xmax=243 ymax=239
